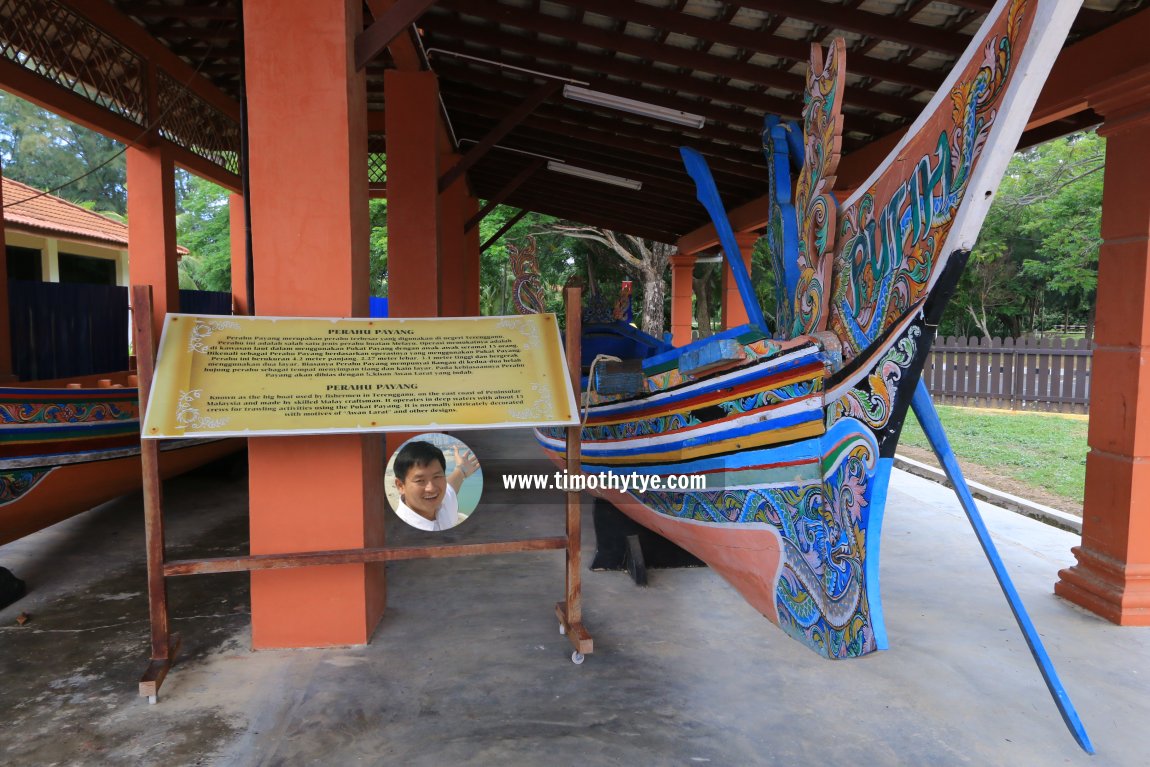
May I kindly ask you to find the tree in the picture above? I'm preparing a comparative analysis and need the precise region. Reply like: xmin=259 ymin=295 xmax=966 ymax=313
xmin=547 ymin=225 xmax=673 ymax=339
xmin=940 ymin=130 xmax=1103 ymax=338
xmin=478 ymin=207 xmax=579 ymax=317
xmin=175 ymin=171 xmax=232 ymax=291
xmin=369 ymin=197 xmax=388 ymax=297
xmin=0 ymin=91 xmax=127 ymax=214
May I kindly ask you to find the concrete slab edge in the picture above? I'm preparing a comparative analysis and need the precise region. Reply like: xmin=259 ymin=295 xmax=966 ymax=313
xmin=893 ymin=454 xmax=1083 ymax=535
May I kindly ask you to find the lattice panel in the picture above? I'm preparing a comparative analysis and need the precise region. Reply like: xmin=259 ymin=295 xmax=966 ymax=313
xmin=0 ymin=0 xmax=145 ymax=125
xmin=368 ymin=152 xmax=387 ymax=184
xmin=157 ymin=70 xmax=240 ymax=175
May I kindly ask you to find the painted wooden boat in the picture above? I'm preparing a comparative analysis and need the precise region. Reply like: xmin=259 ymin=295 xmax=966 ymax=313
xmin=0 ymin=371 xmax=238 ymax=546
xmin=537 ymin=0 xmax=1082 ymax=659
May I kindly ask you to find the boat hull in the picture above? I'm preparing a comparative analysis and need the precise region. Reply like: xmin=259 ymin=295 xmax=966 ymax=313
xmin=1 ymin=438 xmax=238 ymax=546
xmin=537 ymin=299 xmax=949 ymax=659
xmin=1 ymin=378 xmax=241 ymax=546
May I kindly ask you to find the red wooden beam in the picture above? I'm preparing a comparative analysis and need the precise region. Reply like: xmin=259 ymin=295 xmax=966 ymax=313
xmin=62 ymin=0 xmax=239 ymax=120
xmin=434 ymin=56 xmax=767 ymax=134
xmin=736 ymin=0 xmax=967 ymax=56
xmin=480 ymin=208 xmax=529 ymax=253
xmin=465 ymin=158 xmax=543 ymax=232
xmin=540 ymin=0 xmax=941 ymax=91
xmin=355 ymin=0 xmax=439 ymax=71
xmin=470 ymin=162 xmax=708 ymax=227
xmin=115 ymin=2 xmax=239 ymax=20
xmin=443 ymin=91 xmax=766 ymax=185
xmin=439 ymin=79 xmax=560 ymax=193
xmin=366 ymin=0 xmax=456 ymax=154
xmin=1032 ymin=8 xmax=1150 ymax=127
xmin=429 ymin=11 xmax=918 ymax=119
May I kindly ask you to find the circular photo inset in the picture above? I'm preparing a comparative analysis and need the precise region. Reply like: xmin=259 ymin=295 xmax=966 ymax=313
xmin=386 ymin=433 xmax=482 ymax=531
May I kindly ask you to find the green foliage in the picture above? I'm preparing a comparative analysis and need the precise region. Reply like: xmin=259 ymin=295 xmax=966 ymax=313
xmin=941 ymin=130 xmax=1104 ymax=338
xmin=369 ymin=198 xmax=388 ymax=297
xmin=899 ymin=405 xmax=1088 ymax=504
xmin=0 ymin=91 xmax=127 ymax=215
xmin=477 ymin=207 xmax=583 ymax=318
xmin=175 ymin=171 xmax=232 ymax=292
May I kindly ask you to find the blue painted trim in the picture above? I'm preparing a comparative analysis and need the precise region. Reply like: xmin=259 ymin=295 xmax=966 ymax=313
xmin=911 ymin=380 xmax=1094 ymax=755
xmin=578 ymin=410 xmax=822 ymax=459
xmin=866 ymin=457 xmax=892 ymax=651
xmin=574 ymin=439 xmax=823 ymax=476
xmin=641 ymin=323 xmax=761 ymax=370
xmin=679 ymin=146 xmax=768 ymax=332
xmin=593 ymin=350 xmax=822 ymax=419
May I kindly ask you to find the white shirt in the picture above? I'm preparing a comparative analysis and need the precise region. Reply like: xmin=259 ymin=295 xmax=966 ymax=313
xmin=395 ymin=484 xmax=459 ymax=531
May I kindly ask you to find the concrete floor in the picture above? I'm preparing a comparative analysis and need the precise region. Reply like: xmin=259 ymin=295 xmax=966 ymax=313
xmin=1 ymin=429 xmax=1148 ymax=766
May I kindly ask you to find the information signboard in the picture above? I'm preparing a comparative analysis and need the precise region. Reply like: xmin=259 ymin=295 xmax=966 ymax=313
xmin=142 ymin=313 xmax=579 ymax=438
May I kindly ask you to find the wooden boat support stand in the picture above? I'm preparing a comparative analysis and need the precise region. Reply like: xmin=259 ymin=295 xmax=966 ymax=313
xmin=130 ymin=284 xmax=593 ymax=703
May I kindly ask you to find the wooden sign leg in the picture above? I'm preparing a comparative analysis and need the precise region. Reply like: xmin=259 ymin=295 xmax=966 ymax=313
xmin=132 ymin=285 xmax=180 ymax=702
xmin=557 ymin=285 xmax=592 ymax=663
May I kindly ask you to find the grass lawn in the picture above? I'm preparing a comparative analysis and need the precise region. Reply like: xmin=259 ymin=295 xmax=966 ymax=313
xmin=897 ymin=405 xmax=1088 ymax=505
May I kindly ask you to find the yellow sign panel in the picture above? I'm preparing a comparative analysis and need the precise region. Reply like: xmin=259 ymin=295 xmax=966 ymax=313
xmin=143 ymin=314 xmax=579 ymax=438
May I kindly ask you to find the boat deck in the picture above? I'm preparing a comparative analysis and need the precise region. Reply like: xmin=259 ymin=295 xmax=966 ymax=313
xmin=1 ymin=428 xmax=1147 ymax=766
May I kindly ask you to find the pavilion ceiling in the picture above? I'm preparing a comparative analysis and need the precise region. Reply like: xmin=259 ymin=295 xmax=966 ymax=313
xmin=80 ymin=1 xmax=1150 ymax=241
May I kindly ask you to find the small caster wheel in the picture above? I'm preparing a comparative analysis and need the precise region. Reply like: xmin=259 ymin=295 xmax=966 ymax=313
xmin=558 ymin=623 xmax=567 ymax=636
xmin=571 ymin=651 xmax=585 ymax=665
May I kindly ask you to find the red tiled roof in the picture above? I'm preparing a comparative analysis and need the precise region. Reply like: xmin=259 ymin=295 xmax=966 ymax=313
xmin=2 ymin=176 xmax=129 ymax=247
xmin=1 ymin=176 xmax=188 ymax=254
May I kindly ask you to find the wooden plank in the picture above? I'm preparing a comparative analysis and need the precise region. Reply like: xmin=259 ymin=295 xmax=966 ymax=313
xmin=978 ymin=336 xmax=991 ymax=408
xmin=989 ymin=336 xmax=1004 ymax=409
xmin=961 ymin=337 xmax=975 ymax=407
xmin=132 ymin=285 xmax=175 ymax=698
xmin=1075 ymin=338 xmax=1091 ymax=413
xmin=1003 ymin=336 xmax=1017 ymax=410
xmin=564 ymin=285 xmax=584 ymax=631
xmin=163 ymin=537 xmax=569 ymax=576
xmin=138 ymin=634 xmax=181 ymax=702
xmin=946 ymin=337 xmax=959 ymax=405
xmin=556 ymin=602 xmax=594 ymax=654
xmin=1054 ymin=337 xmax=1068 ymax=413
xmin=1038 ymin=336 xmax=1052 ymax=412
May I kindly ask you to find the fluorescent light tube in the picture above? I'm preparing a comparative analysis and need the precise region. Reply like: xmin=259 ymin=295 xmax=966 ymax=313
xmin=562 ymin=85 xmax=706 ymax=129
xmin=546 ymin=161 xmax=643 ymax=191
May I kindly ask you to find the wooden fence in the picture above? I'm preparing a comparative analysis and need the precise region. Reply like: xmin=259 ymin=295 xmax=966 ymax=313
xmin=8 ymin=280 xmax=130 ymax=381
xmin=923 ymin=335 xmax=1092 ymax=414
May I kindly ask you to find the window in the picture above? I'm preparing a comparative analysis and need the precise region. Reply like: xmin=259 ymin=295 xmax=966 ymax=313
xmin=58 ymin=252 xmax=116 ymax=285
xmin=5 ymin=245 xmax=42 ymax=281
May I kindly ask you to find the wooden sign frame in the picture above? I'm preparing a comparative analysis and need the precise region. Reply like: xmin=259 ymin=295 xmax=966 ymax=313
xmin=133 ymin=284 xmax=593 ymax=702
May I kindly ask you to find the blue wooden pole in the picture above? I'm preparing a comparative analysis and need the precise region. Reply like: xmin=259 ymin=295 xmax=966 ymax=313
xmin=679 ymin=146 xmax=767 ymax=333
xmin=910 ymin=380 xmax=1094 ymax=755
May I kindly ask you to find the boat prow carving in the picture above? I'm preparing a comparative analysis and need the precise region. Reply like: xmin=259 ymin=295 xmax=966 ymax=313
xmin=536 ymin=0 xmax=1084 ymax=661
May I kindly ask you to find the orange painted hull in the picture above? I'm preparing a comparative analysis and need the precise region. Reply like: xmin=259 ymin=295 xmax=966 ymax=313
xmin=592 ymin=485 xmax=782 ymax=624
xmin=0 ymin=439 xmax=240 ymax=546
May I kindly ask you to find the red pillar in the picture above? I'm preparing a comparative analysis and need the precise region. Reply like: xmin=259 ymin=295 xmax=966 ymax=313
xmin=384 ymin=70 xmax=443 ymax=456
xmin=463 ymin=194 xmax=481 ymax=316
xmin=386 ymin=70 xmax=441 ymax=319
xmin=243 ymin=0 xmax=384 ymax=648
xmin=721 ymin=232 xmax=758 ymax=329
xmin=0 ymin=159 xmax=13 ymax=380
xmin=670 ymin=252 xmax=697 ymax=347
xmin=1056 ymin=104 xmax=1150 ymax=625
xmin=228 ymin=193 xmax=250 ymax=315
xmin=126 ymin=146 xmax=179 ymax=341
xmin=438 ymin=152 xmax=467 ymax=316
